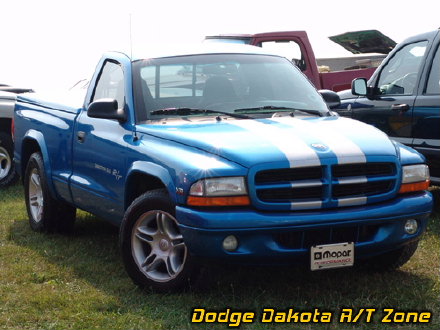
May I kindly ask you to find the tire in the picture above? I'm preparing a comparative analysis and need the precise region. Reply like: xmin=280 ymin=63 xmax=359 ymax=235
xmin=361 ymin=240 xmax=419 ymax=271
xmin=120 ymin=189 xmax=198 ymax=292
xmin=0 ymin=132 xmax=18 ymax=187
xmin=24 ymin=152 xmax=76 ymax=233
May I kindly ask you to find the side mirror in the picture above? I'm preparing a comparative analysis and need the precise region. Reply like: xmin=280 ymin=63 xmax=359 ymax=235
xmin=352 ymin=78 xmax=368 ymax=96
xmin=319 ymin=89 xmax=341 ymax=109
xmin=87 ymin=98 xmax=127 ymax=122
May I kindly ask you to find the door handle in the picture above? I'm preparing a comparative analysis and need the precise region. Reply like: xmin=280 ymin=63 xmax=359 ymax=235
xmin=391 ymin=104 xmax=410 ymax=112
xmin=77 ymin=131 xmax=86 ymax=143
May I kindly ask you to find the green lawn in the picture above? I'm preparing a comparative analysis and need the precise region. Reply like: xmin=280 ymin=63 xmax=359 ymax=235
xmin=0 ymin=184 xmax=439 ymax=329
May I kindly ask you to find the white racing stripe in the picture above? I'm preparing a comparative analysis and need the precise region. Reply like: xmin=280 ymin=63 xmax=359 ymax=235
xmin=271 ymin=118 xmax=366 ymax=164
xmin=230 ymin=120 xmax=320 ymax=167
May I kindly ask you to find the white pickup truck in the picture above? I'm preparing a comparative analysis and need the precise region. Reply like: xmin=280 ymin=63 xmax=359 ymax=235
xmin=0 ymin=86 xmax=33 ymax=187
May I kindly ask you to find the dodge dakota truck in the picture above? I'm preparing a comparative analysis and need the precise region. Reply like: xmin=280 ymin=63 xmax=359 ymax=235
xmin=14 ymin=44 xmax=432 ymax=292
xmin=336 ymin=29 xmax=440 ymax=185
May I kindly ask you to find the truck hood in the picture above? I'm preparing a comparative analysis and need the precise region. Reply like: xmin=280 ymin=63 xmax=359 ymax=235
xmin=329 ymin=30 xmax=396 ymax=54
xmin=138 ymin=117 xmax=397 ymax=168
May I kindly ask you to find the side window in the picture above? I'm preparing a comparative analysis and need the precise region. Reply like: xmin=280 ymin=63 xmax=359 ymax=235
xmin=377 ymin=41 xmax=428 ymax=95
xmin=92 ymin=61 xmax=125 ymax=108
xmin=259 ymin=40 xmax=306 ymax=71
xmin=426 ymin=44 xmax=440 ymax=94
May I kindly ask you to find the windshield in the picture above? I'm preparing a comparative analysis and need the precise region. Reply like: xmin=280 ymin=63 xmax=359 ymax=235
xmin=132 ymin=54 xmax=328 ymax=122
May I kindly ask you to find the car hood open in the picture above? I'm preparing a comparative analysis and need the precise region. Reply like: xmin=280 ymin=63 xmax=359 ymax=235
xmin=329 ymin=30 xmax=396 ymax=54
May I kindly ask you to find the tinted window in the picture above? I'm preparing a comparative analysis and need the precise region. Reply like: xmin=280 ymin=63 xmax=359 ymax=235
xmin=377 ymin=41 xmax=428 ymax=95
xmin=92 ymin=61 xmax=125 ymax=108
xmin=133 ymin=54 xmax=328 ymax=121
xmin=141 ymin=64 xmax=201 ymax=98
xmin=426 ymin=44 xmax=440 ymax=94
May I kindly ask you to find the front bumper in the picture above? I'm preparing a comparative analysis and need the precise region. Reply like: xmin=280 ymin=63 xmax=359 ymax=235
xmin=176 ymin=191 xmax=432 ymax=262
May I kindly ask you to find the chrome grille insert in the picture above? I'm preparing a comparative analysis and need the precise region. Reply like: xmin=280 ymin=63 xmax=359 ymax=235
xmin=253 ymin=162 xmax=397 ymax=209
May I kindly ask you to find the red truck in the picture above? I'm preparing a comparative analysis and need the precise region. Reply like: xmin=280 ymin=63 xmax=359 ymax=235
xmin=205 ymin=30 xmax=394 ymax=92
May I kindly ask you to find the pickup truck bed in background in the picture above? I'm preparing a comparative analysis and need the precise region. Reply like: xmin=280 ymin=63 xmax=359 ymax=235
xmin=205 ymin=30 xmax=393 ymax=91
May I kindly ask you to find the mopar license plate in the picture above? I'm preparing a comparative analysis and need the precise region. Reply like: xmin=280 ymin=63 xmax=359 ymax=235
xmin=311 ymin=242 xmax=354 ymax=271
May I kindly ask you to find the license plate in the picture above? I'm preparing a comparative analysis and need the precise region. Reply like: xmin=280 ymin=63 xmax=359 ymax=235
xmin=311 ymin=242 xmax=354 ymax=271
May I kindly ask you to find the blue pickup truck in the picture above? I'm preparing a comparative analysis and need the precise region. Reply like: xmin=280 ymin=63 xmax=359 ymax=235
xmin=14 ymin=44 xmax=432 ymax=292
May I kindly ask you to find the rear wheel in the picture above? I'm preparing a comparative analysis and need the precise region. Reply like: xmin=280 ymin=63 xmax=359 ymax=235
xmin=0 ymin=132 xmax=18 ymax=187
xmin=24 ymin=152 xmax=76 ymax=233
xmin=120 ymin=189 xmax=198 ymax=292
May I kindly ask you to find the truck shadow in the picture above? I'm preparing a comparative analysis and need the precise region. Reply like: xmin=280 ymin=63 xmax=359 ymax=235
xmin=9 ymin=211 xmax=438 ymax=322
xmin=428 ymin=186 xmax=440 ymax=236
xmin=431 ymin=186 xmax=440 ymax=212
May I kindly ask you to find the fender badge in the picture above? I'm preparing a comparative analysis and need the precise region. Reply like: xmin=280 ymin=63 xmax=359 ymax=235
xmin=311 ymin=143 xmax=329 ymax=151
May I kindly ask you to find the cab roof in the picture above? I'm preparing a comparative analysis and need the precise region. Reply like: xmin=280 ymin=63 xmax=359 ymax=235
xmin=128 ymin=43 xmax=279 ymax=62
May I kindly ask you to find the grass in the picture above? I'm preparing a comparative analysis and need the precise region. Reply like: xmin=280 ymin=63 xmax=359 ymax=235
xmin=0 ymin=184 xmax=439 ymax=330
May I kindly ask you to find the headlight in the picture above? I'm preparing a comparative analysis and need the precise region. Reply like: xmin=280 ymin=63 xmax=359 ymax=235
xmin=402 ymin=164 xmax=429 ymax=183
xmin=189 ymin=177 xmax=247 ymax=196
xmin=188 ymin=177 xmax=250 ymax=206
xmin=399 ymin=164 xmax=430 ymax=193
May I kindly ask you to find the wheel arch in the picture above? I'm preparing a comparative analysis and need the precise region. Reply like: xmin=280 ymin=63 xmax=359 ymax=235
xmin=125 ymin=161 xmax=177 ymax=211
xmin=20 ymin=130 xmax=56 ymax=196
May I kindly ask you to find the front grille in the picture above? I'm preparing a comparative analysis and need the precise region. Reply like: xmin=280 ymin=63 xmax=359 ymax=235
xmin=333 ymin=180 xmax=394 ymax=198
xmin=258 ymin=186 xmax=323 ymax=202
xmin=253 ymin=162 xmax=397 ymax=209
xmin=255 ymin=166 xmax=323 ymax=184
xmin=274 ymin=224 xmax=380 ymax=249
xmin=333 ymin=163 xmax=395 ymax=177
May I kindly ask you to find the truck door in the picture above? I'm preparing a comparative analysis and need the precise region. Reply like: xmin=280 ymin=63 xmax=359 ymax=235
xmin=251 ymin=33 xmax=321 ymax=88
xmin=71 ymin=60 xmax=130 ymax=223
xmin=350 ymin=40 xmax=429 ymax=143
xmin=412 ymin=42 xmax=440 ymax=181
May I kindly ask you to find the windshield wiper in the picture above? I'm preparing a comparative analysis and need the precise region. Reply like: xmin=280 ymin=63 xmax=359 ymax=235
xmin=234 ymin=105 xmax=326 ymax=117
xmin=150 ymin=107 xmax=251 ymax=119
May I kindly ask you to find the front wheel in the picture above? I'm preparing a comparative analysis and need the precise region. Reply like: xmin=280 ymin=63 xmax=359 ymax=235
xmin=120 ymin=189 xmax=198 ymax=292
